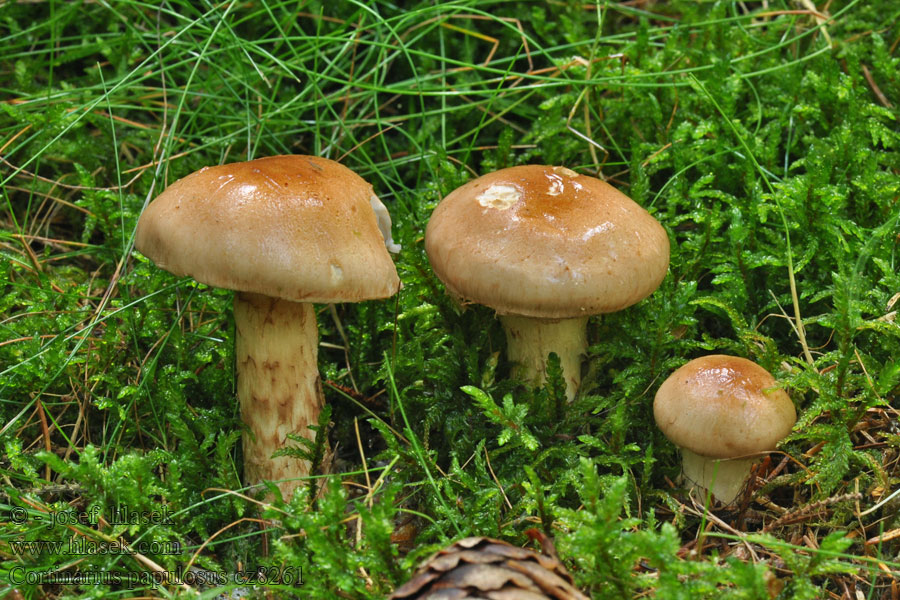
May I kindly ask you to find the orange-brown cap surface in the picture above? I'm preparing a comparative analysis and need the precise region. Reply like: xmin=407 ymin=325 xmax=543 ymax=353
xmin=653 ymin=355 xmax=796 ymax=459
xmin=424 ymin=165 xmax=669 ymax=318
xmin=135 ymin=155 xmax=400 ymax=303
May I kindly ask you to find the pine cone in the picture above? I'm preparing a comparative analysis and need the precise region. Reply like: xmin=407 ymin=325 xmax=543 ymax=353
xmin=390 ymin=532 xmax=589 ymax=600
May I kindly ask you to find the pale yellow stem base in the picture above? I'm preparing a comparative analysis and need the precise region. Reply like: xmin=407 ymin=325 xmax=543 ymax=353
xmin=234 ymin=292 xmax=324 ymax=498
xmin=681 ymin=448 xmax=757 ymax=505
xmin=499 ymin=315 xmax=589 ymax=403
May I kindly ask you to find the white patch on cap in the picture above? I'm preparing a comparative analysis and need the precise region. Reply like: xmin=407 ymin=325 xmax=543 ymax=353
xmin=330 ymin=264 xmax=344 ymax=284
xmin=238 ymin=183 xmax=257 ymax=197
xmin=369 ymin=194 xmax=402 ymax=254
xmin=552 ymin=166 xmax=579 ymax=178
xmin=547 ymin=174 xmax=564 ymax=196
xmin=476 ymin=184 xmax=520 ymax=210
xmin=213 ymin=174 xmax=235 ymax=193
xmin=581 ymin=221 xmax=613 ymax=241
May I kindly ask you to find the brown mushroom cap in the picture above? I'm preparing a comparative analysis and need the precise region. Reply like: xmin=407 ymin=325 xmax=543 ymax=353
xmin=135 ymin=155 xmax=400 ymax=303
xmin=653 ymin=355 xmax=796 ymax=459
xmin=424 ymin=165 xmax=670 ymax=318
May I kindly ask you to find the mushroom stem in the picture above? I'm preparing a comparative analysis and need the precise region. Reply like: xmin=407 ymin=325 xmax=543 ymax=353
xmin=680 ymin=448 xmax=757 ymax=505
xmin=234 ymin=292 xmax=324 ymax=497
xmin=499 ymin=315 xmax=588 ymax=402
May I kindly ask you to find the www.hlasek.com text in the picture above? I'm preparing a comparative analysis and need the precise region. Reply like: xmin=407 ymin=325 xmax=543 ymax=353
xmin=9 ymin=538 xmax=181 ymax=556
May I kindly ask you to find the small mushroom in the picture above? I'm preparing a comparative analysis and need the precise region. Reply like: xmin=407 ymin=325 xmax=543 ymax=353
xmin=135 ymin=155 xmax=400 ymax=496
xmin=425 ymin=165 xmax=669 ymax=401
xmin=653 ymin=354 xmax=797 ymax=504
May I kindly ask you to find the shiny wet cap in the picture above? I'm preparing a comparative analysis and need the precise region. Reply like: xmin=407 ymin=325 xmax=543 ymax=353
xmin=424 ymin=165 xmax=670 ymax=318
xmin=653 ymin=355 xmax=797 ymax=459
xmin=135 ymin=155 xmax=400 ymax=303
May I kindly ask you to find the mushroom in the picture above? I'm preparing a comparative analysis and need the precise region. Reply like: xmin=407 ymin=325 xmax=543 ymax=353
xmin=653 ymin=354 xmax=797 ymax=504
xmin=135 ymin=155 xmax=400 ymax=496
xmin=424 ymin=165 xmax=669 ymax=401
